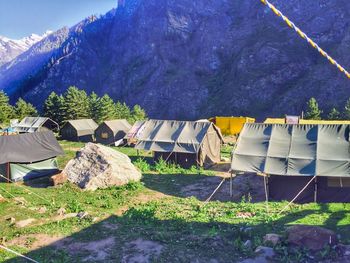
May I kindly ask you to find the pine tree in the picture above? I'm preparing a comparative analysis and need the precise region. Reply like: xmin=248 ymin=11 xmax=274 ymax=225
xmin=14 ymin=98 xmax=38 ymax=120
xmin=115 ymin=101 xmax=131 ymax=120
xmin=304 ymin=97 xmax=322 ymax=120
xmin=130 ymin=104 xmax=147 ymax=123
xmin=43 ymin=92 xmax=65 ymax=125
xmin=62 ymin=86 xmax=89 ymax=120
xmin=89 ymin=92 xmax=100 ymax=121
xmin=327 ymin=107 xmax=341 ymax=120
xmin=97 ymin=94 xmax=117 ymax=123
xmin=344 ymin=98 xmax=350 ymax=119
xmin=0 ymin=91 xmax=14 ymax=124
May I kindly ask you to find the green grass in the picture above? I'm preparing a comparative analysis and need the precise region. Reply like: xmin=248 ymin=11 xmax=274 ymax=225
xmin=1 ymin=141 xmax=350 ymax=262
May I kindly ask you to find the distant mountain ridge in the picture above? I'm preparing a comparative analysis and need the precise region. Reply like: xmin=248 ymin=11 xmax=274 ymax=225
xmin=0 ymin=31 xmax=52 ymax=66
xmin=1 ymin=0 xmax=350 ymax=120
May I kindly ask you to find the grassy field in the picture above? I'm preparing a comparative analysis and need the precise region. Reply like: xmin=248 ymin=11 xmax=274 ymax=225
xmin=0 ymin=141 xmax=350 ymax=262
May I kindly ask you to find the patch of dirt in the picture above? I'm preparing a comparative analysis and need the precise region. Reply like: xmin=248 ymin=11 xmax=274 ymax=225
xmin=6 ymin=234 xmax=63 ymax=250
xmin=122 ymin=238 xmax=163 ymax=263
xmin=181 ymin=173 xmax=265 ymax=202
xmin=59 ymin=237 xmax=116 ymax=262
xmin=102 ymin=221 xmax=119 ymax=230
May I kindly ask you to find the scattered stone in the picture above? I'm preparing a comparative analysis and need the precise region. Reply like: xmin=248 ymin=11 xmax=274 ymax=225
xmin=337 ymin=244 xmax=350 ymax=257
xmin=37 ymin=206 xmax=47 ymax=214
xmin=63 ymin=143 xmax=142 ymax=191
xmin=15 ymin=218 xmax=36 ymax=228
xmin=286 ymin=225 xmax=338 ymax=251
xmin=236 ymin=212 xmax=254 ymax=218
xmin=13 ymin=197 xmax=27 ymax=206
xmin=51 ymin=172 xmax=67 ymax=186
xmin=77 ymin=211 xmax=89 ymax=219
xmin=243 ymin=240 xmax=252 ymax=249
xmin=240 ymin=227 xmax=253 ymax=233
xmin=6 ymin=217 xmax=15 ymax=224
xmin=264 ymin=233 xmax=281 ymax=246
xmin=240 ymin=246 xmax=276 ymax=263
xmin=57 ymin=207 xmax=66 ymax=216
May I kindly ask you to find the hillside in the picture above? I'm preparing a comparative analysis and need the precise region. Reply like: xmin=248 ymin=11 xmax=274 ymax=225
xmin=1 ymin=0 xmax=350 ymax=119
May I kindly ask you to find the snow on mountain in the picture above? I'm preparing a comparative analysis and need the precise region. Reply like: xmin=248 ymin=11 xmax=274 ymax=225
xmin=0 ymin=31 xmax=52 ymax=66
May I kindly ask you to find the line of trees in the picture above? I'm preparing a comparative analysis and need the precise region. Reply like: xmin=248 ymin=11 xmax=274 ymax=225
xmin=304 ymin=97 xmax=350 ymax=120
xmin=0 ymin=86 xmax=147 ymax=126
xmin=0 ymin=92 xmax=38 ymax=125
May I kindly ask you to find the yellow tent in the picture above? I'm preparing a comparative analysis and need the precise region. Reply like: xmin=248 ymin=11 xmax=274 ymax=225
xmin=263 ymin=118 xmax=285 ymax=124
xmin=210 ymin=116 xmax=255 ymax=135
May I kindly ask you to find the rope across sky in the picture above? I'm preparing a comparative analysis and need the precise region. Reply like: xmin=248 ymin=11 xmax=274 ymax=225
xmin=260 ymin=0 xmax=350 ymax=79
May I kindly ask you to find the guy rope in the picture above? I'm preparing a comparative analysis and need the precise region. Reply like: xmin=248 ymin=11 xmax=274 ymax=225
xmin=260 ymin=0 xmax=350 ymax=79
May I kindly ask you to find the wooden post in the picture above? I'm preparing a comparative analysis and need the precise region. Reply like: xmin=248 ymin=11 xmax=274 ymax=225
xmin=6 ymin=162 xmax=10 ymax=183
xmin=314 ymin=176 xmax=318 ymax=202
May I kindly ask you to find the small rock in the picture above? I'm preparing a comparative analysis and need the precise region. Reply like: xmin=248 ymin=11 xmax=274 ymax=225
xmin=37 ymin=206 xmax=47 ymax=214
xmin=254 ymin=246 xmax=275 ymax=259
xmin=286 ymin=225 xmax=337 ymax=251
xmin=15 ymin=218 xmax=36 ymax=228
xmin=263 ymin=233 xmax=281 ymax=246
xmin=77 ymin=211 xmax=89 ymax=219
xmin=57 ymin=207 xmax=66 ymax=216
xmin=0 ymin=194 xmax=5 ymax=203
xmin=6 ymin=217 xmax=15 ymax=224
xmin=243 ymin=240 xmax=252 ymax=249
xmin=51 ymin=172 xmax=67 ymax=186
xmin=240 ymin=227 xmax=253 ymax=233
xmin=13 ymin=197 xmax=27 ymax=206
xmin=337 ymin=244 xmax=350 ymax=256
xmin=221 ymin=157 xmax=230 ymax=162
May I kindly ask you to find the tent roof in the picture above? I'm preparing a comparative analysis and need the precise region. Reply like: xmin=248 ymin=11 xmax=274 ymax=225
xmin=102 ymin=119 xmax=132 ymax=133
xmin=125 ymin=120 xmax=146 ymax=139
xmin=65 ymin=119 xmax=98 ymax=131
xmin=0 ymin=131 xmax=64 ymax=164
xmin=231 ymin=123 xmax=350 ymax=177
xmin=135 ymin=119 xmax=223 ymax=154
xmin=14 ymin=117 xmax=59 ymax=133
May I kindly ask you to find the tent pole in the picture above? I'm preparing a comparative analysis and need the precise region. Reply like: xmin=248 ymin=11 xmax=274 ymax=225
xmin=314 ymin=176 xmax=318 ymax=203
xmin=6 ymin=162 xmax=10 ymax=183
xmin=230 ymin=171 xmax=234 ymax=197
xmin=263 ymin=174 xmax=269 ymax=214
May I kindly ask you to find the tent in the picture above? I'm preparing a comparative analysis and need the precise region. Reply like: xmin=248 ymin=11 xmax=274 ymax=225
xmin=14 ymin=117 xmax=59 ymax=133
xmin=263 ymin=118 xmax=286 ymax=124
xmin=125 ymin=120 xmax=146 ymax=145
xmin=231 ymin=123 xmax=350 ymax=203
xmin=209 ymin=116 xmax=255 ymax=136
xmin=0 ymin=131 xmax=64 ymax=182
xmin=60 ymin=119 xmax=98 ymax=142
xmin=135 ymin=120 xmax=223 ymax=168
xmin=95 ymin=119 xmax=132 ymax=145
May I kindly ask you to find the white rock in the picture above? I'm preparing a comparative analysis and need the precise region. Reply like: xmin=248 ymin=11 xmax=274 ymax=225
xmin=63 ymin=143 xmax=142 ymax=191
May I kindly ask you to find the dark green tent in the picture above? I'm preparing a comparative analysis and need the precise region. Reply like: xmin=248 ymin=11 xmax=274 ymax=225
xmin=60 ymin=119 xmax=98 ymax=142
xmin=95 ymin=119 xmax=131 ymax=145
xmin=231 ymin=123 xmax=350 ymax=203
xmin=0 ymin=131 xmax=64 ymax=182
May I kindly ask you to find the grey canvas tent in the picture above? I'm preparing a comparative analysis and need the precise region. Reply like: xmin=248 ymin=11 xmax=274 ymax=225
xmin=135 ymin=120 xmax=223 ymax=168
xmin=231 ymin=123 xmax=350 ymax=203
xmin=60 ymin=119 xmax=98 ymax=142
xmin=0 ymin=131 xmax=64 ymax=182
xmin=14 ymin=117 xmax=59 ymax=133
xmin=125 ymin=120 xmax=146 ymax=145
xmin=95 ymin=119 xmax=132 ymax=145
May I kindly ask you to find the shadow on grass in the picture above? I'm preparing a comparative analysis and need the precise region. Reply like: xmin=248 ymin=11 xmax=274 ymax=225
xmin=3 ymin=202 xmax=350 ymax=263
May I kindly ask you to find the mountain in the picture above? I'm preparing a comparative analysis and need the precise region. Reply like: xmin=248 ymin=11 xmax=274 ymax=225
xmin=0 ymin=31 xmax=52 ymax=66
xmin=1 ymin=0 xmax=350 ymax=120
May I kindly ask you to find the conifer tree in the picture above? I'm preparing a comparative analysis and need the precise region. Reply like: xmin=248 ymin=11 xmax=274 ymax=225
xmin=43 ymin=92 xmax=65 ymax=125
xmin=96 ymin=94 xmax=117 ymax=123
xmin=0 ymin=91 xmax=14 ymax=124
xmin=130 ymin=104 xmax=147 ymax=123
xmin=304 ymin=97 xmax=322 ymax=120
xmin=115 ymin=101 xmax=131 ymax=120
xmin=327 ymin=107 xmax=341 ymax=120
xmin=63 ymin=86 xmax=89 ymax=120
xmin=14 ymin=98 xmax=38 ymax=120
xmin=89 ymin=92 xmax=100 ymax=121
xmin=344 ymin=98 xmax=350 ymax=119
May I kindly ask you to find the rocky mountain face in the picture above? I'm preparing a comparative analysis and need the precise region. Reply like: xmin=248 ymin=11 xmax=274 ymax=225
xmin=0 ymin=31 xmax=52 ymax=66
xmin=1 ymin=0 xmax=350 ymax=120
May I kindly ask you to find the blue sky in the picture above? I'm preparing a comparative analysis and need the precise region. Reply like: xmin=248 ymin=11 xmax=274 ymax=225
xmin=0 ymin=0 xmax=117 ymax=39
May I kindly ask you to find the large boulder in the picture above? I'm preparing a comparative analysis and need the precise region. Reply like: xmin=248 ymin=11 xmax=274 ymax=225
xmin=63 ymin=143 xmax=142 ymax=190
xmin=286 ymin=225 xmax=338 ymax=251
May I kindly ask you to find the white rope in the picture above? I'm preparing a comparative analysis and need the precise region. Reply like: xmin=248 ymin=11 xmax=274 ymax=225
xmin=277 ymin=175 xmax=316 ymax=215
xmin=261 ymin=0 xmax=350 ymax=79
xmin=0 ymin=244 xmax=40 ymax=263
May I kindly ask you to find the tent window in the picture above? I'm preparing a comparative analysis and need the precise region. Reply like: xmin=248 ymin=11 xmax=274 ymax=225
xmin=327 ymin=177 xmax=350 ymax=188
xmin=101 ymin=133 xmax=109 ymax=139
